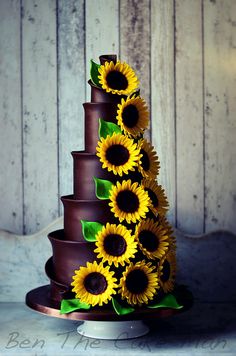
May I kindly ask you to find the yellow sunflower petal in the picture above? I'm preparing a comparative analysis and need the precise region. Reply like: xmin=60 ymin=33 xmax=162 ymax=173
xmin=96 ymin=133 xmax=141 ymax=176
xmin=116 ymin=95 xmax=149 ymax=137
xmin=94 ymin=222 xmax=138 ymax=267
xmin=109 ymin=179 xmax=150 ymax=224
xmin=138 ymin=139 xmax=160 ymax=179
xmin=71 ymin=261 xmax=118 ymax=307
xmin=98 ymin=60 xmax=139 ymax=96
xmin=118 ymin=261 xmax=159 ymax=306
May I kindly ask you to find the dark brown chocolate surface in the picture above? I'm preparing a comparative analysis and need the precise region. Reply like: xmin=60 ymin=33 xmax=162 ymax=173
xmin=72 ymin=151 xmax=116 ymax=199
xmin=83 ymin=102 xmax=118 ymax=153
xmin=61 ymin=195 xmax=116 ymax=241
xmin=26 ymin=285 xmax=184 ymax=321
xmin=48 ymin=230 xmax=97 ymax=286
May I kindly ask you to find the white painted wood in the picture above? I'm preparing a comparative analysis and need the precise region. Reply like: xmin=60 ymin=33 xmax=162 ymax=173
xmin=0 ymin=217 xmax=63 ymax=302
xmin=175 ymin=0 xmax=204 ymax=234
xmin=0 ymin=0 xmax=23 ymax=234
xmin=120 ymin=0 xmax=151 ymax=139
xmin=58 ymin=0 xmax=86 ymax=203
xmin=85 ymin=0 xmax=119 ymax=100
xmin=151 ymin=0 xmax=176 ymax=226
xmin=204 ymin=0 xmax=236 ymax=232
xmin=22 ymin=0 xmax=58 ymax=233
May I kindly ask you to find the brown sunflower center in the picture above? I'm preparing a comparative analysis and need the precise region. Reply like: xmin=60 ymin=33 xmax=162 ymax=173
xmin=116 ymin=189 xmax=139 ymax=213
xmin=106 ymin=70 xmax=128 ymax=90
xmin=84 ymin=272 xmax=107 ymax=295
xmin=104 ymin=233 xmax=127 ymax=256
xmin=161 ymin=260 xmax=171 ymax=282
xmin=126 ymin=269 xmax=148 ymax=294
xmin=140 ymin=149 xmax=150 ymax=171
xmin=145 ymin=188 xmax=158 ymax=207
xmin=106 ymin=144 xmax=130 ymax=166
xmin=139 ymin=229 xmax=159 ymax=252
xmin=122 ymin=104 xmax=139 ymax=128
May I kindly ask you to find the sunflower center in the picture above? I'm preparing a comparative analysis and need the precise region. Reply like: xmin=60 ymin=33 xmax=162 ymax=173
xmin=104 ymin=233 xmax=127 ymax=256
xmin=145 ymin=188 xmax=158 ymax=207
xmin=106 ymin=70 xmax=128 ymax=90
xmin=126 ymin=269 xmax=148 ymax=294
xmin=116 ymin=190 xmax=139 ymax=213
xmin=122 ymin=104 xmax=139 ymax=128
xmin=84 ymin=272 xmax=107 ymax=295
xmin=106 ymin=144 xmax=130 ymax=166
xmin=140 ymin=149 xmax=150 ymax=171
xmin=161 ymin=260 xmax=171 ymax=282
xmin=139 ymin=230 xmax=159 ymax=252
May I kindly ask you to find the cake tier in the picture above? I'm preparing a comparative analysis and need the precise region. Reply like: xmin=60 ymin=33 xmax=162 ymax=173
xmin=84 ymin=102 xmax=118 ymax=153
xmin=72 ymin=151 xmax=116 ymax=200
xmin=89 ymin=80 xmax=126 ymax=104
xmin=72 ymin=151 xmax=143 ymax=200
xmin=61 ymin=195 xmax=116 ymax=241
xmin=47 ymin=229 xmax=97 ymax=300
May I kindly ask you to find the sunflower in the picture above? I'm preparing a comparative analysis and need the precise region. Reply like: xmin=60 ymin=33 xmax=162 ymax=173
xmin=116 ymin=96 xmax=149 ymax=137
xmin=96 ymin=133 xmax=140 ymax=176
xmin=158 ymin=251 xmax=176 ymax=293
xmin=138 ymin=139 xmax=160 ymax=179
xmin=135 ymin=218 xmax=169 ymax=260
xmin=141 ymin=179 xmax=169 ymax=216
xmin=98 ymin=60 xmax=139 ymax=96
xmin=118 ymin=261 xmax=159 ymax=306
xmin=71 ymin=261 xmax=117 ymax=307
xmin=109 ymin=179 xmax=150 ymax=224
xmin=157 ymin=216 xmax=176 ymax=251
xmin=94 ymin=223 xmax=138 ymax=267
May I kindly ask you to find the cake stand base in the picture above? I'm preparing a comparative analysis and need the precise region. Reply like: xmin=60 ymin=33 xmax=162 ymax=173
xmin=77 ymin=320 xmax=149 ymax=339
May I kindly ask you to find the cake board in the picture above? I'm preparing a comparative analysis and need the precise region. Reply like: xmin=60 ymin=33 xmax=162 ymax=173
xmin=26 ymin=285 xmax=186 ymax=340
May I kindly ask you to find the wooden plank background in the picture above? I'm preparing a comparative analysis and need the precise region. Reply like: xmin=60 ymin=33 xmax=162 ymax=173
xmin=0 ymin=0 xmax=235 ymax=235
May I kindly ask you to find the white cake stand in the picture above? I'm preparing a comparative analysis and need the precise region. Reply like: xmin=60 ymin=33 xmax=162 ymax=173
xmin=26 ymin=285 xmax=184 ymax=340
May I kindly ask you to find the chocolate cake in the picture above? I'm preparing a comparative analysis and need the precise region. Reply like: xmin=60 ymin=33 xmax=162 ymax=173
xmin=44 ymin=54 xmax=177 ymax=315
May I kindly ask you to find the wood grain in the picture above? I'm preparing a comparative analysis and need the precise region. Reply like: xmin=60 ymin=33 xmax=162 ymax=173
xmin=175 ymin=0 xmax=204 ymax=234
xmin=22 ymin=0 xmax=58 ymax=233
xmin=120 ymin=0 xmax=151 ymax=139
xmin=151 ymin=0 xmax=176 ymax=226
xmin=57 ymin=0 xmax=86 ymax=203
xmin=204 ymin=0 xmax=236 ymax=232
xmin=85 ymin=0 xmax=119 ymax=100
xmin=0 ymin=0 xmax=23 ymax=234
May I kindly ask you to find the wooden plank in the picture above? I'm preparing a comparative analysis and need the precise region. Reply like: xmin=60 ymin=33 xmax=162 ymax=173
xmin=175 ymin=0 xmax=204 ymax=234
xmin=85 ymin=0 xmax=119 ymax=100
xmin=151 ymin=0 xmax=176 ymax=226
xmin=0 ymin=0 xmax=23 ymax=234
xmin=22 ymin=0 xmax=58 ymax=234
xmin=57 ymin=0 xmax=86 ymax=202
xmin=204 ymin=0 xmax=236 ymax=233
xmin=120 ymin=0 xmax=151 ymax=139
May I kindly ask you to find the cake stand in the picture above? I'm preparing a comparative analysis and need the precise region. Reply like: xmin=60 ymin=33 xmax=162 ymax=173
xmin=26 ymin=285 xmax=187 ymax=340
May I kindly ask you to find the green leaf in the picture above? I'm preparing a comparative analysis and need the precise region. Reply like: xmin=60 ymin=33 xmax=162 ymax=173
xmin=99 ymin=118 xmax=122 ymax=139
xmin=90 ymin=59 xmax=101 ymax=87
xmin=80 ymin=220 xmax=104 ymax=242
xmin=94 ymin=177 xmax=113 ymax=200
xmin=60 ymin=299 xmax=91 ymax=314
xmin=112 ymin=298 xmax=135 ymax=315
xmin=148 ymin=294 xmax=183 ymax=310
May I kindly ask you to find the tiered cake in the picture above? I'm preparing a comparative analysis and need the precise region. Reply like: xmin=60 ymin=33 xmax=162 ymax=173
xmin=37 ymin=55 xmax=179 ymax=316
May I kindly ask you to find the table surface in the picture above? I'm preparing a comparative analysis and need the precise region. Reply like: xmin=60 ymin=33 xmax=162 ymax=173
xmin=0 ymin=302 xmax=236 ymax=356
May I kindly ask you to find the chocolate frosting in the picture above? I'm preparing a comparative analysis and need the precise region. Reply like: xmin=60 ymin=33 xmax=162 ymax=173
xmin=46 ymin=54 xmax=141 ymax=301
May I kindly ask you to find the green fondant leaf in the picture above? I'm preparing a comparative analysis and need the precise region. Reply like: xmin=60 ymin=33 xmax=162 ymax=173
xmin=112 ymin=298 xmax=135 ymax=316
xmin=99 ymin=118 xmax=122 ymax=139
xmin=148 ymin=294 xmax=183 ymax=310
xmin=90 ymin=59 xmax=101 ymax=87
xmin=80 ymin=220 xmax=104 ymax=242
xmin=94 ymin=177 xmax=113 ymax=200
xmin=60 ymin=299 xmax=91 ymax=314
